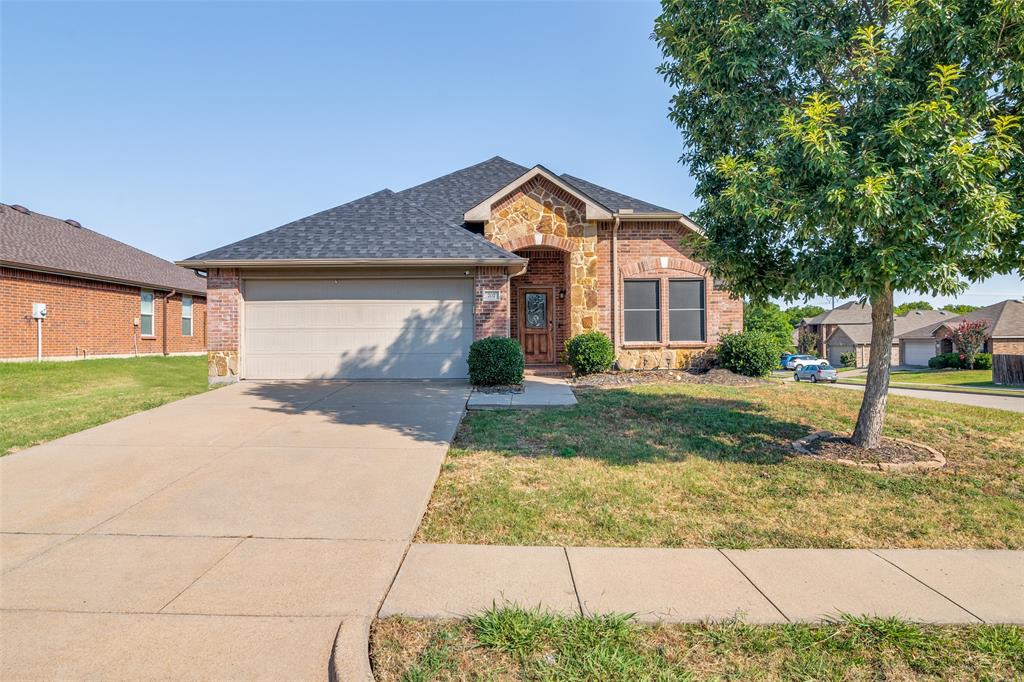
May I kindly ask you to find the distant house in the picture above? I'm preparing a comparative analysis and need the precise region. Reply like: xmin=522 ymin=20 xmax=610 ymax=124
xmin=900 ymin=300 xmax=1024 ymax=383
xmin=800 ymin=301 xmax=872 ymax=365
xmin=823 ymin=309 xmax=956 ymax=368
xmin=1 ymin=203 xmax=206 ymax=361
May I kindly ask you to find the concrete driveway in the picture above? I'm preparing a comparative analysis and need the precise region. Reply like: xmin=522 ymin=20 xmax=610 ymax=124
xmin=0 ymin=380 xmax=470 ymax=681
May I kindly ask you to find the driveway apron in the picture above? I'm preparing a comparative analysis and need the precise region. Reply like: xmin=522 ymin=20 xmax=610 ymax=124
xmin=0 ymin=380 xmax=469 ymax=681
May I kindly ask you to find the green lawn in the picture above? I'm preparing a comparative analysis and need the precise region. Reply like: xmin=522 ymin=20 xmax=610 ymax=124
xmin=843 ymin=368 xmax=1002 ymax=388
xmin=418 ymin=382 xmax=1024 ymax=549
xmin=0 ymin=356 xmax=211 ymax=455
xmin=372 ymin=607 xmax=1024 ymax=681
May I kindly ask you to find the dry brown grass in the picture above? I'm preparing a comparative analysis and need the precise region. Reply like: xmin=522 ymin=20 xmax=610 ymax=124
xmin=417 ymin=382 xmax=1024 ymax=548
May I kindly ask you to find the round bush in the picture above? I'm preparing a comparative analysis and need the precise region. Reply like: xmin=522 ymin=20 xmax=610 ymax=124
xmin=839 ymin=351 xmax=857 ymax=368
xmin=467 ymin=337 xmax=524 ymax=386
xmin=717 ymin=331 xmax=779 ymax=377
xmin=565 ymin=331 xmax=615 ymax=376
xmin=973 ymin=352 xmax=993 ymax=370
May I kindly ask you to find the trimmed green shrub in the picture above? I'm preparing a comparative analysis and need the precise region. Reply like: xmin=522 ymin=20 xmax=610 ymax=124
xmin=717 ymin=331 xmax=778 ymax=377
xmin=929 ymin=352 xmax=970 ymax=369
xmin=974 ymin=353 xmax=993 ymax=370
xmin=565 ymin=331 xmax=615 ymax=376
xmin=467 ymin=337 xmax=525 ymax=386
xmin=840 ymin=351 xmax=857 ymax=368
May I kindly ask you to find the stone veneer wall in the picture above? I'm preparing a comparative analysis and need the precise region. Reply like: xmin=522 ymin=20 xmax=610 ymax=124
xmin=485 ymin=177 xmax=600 ymax=336
xmin=206 ymin=268 xmax=241 ymax=383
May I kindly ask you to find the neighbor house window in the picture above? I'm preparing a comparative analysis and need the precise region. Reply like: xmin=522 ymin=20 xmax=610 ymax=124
xmin=624 ymin=280 xmax=660 ymax=342
xmin=181 ymin=295 xmax=193 ymax=337
xmin=140 ymin=289 xmax=154 ymax=336
xmin=669 ymin=280 xmax=705 ymax=342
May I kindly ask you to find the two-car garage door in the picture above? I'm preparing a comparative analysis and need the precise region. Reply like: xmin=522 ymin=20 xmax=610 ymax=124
xmin=243 ymin=278 xmax=474 ymax=380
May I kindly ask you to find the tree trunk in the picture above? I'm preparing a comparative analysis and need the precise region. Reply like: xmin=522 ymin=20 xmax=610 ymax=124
xmin=851 ymin=285 xmax=894 ymax=449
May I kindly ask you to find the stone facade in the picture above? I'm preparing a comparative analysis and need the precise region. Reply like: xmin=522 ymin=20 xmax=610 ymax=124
xmin=479 ymin=177 xmax=743 ymax=369
xmin=206 ymin=268 xmax=241 ymax=382
xmin=485 ymin=177 xmax=600 ymax=337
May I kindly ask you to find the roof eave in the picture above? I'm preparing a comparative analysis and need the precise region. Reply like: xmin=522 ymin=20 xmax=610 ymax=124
xmin=1 ymin=260 xmax=206 ymax=296
xmin=175 ymin=257 xmax=528 ymax=269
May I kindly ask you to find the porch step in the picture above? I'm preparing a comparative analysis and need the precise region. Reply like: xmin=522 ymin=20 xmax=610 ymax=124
xmin=525 ymin=364 xmax=572 ymax=378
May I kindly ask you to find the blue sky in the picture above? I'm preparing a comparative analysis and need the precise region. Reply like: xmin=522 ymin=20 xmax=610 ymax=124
xmin=3 ymin=1 xmax=1019 ymax=310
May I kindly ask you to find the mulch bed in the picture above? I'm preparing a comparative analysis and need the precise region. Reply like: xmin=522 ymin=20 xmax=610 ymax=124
xmin=570 ymin=368 xmax=766 ymax=388
xmin=792 ymin=431 xmax=946 ymax=472
xmin=473 ymin=384 xmax=524 ymax=394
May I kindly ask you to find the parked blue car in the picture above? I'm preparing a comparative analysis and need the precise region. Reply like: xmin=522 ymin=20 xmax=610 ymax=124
xmin=794 ymin=363 xmax=838 ymax=383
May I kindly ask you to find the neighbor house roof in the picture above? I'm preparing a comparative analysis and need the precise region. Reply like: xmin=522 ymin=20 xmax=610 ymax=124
xmin=1 ymin=203 xmax=206 ymax=295
xmin=804 ymin=301 xmax=873 ymax=325
xmin=827 ymin=309 xmax=959 ymax=346
xmin=181 ymin=156 xmax=686 ymax=266
xmin=901 ymin=300 xmax=1024 ymax=340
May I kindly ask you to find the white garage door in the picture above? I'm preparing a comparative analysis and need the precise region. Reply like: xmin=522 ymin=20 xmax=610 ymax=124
xmin=903 ymin=340 xmax=935 ymax=367
xmin=828 ymin=345 xmax=855 ymax=367
xmin=243 ymin=278 xmax=474 ymax=380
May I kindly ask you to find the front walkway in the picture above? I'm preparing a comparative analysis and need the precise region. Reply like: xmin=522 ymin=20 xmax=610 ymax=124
xmin=382 ymin=544 xmax=1023 ymax=624
xmin=0 ymin=380 xmax=470 ymax=681
xmin=467 ymin=375 xmax=577 ymax=409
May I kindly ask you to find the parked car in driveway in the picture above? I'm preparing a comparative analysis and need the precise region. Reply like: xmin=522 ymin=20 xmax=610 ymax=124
xmin=784 ymin=354 xmax=828 ymax=370
xmin=794 ymin=363 xmax=839 ymax=383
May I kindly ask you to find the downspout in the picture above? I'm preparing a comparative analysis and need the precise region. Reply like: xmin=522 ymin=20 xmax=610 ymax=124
xmin=162 ymin=289 xmax=176 ymax=356
xmin=611 ymin=216 xmax=621 ymax=357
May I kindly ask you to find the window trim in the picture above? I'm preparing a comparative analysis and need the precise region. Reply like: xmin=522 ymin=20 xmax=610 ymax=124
xmin=623 ymin=279 xmax=661 ymax=343
xmin=181 ymin=294 xmax=193 ymax=337
xmin=619 ymin=275 xmax=711 ymax=349
xmin=140 ymin=289 xmax=155 ymax=338
xmin=668 ymin=278 xmax=706 ymax=343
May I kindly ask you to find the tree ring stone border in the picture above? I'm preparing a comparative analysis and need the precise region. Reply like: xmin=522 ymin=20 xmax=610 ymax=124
xmin=792 ymin=431 xmax=946 ymax=472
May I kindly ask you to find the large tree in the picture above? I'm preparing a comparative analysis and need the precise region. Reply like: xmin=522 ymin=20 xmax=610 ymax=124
xmin=893 ymin=300 xmax=933 ymax=316
xmin=655 ymin=0 xmax=1022 ymax=447
xmin=745 ymin=301 xmax=795 ymax=351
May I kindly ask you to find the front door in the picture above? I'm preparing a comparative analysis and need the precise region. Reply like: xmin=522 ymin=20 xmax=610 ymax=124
xmin=519 ymin=288 xmax=555 ymax=364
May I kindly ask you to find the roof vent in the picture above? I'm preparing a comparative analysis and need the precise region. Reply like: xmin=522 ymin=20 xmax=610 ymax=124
xmin=64 ymin=219 xmax=82 ymax=228
xmin=10 ymin=204 xmax=30 ymax=215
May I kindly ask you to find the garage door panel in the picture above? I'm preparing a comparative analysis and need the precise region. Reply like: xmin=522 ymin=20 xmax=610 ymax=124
xmin=245 ymin=301 xmax=468 ymax=330
xmin=245 ymin=279 xmax=471 ymax=302
xmin=903 ymin=340 xmax=935 ymax=366
xmin=243 ymin=278 xmax=473 ymax=380
xmin=244 ymin=327 xmax=473 ymax=355
xmin=828 ymin=345 xmax=854 ymax=366
xmin=244 ymin=350 xmax=470 ymax=380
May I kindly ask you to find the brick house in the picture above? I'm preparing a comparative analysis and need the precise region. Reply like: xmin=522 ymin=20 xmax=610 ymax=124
xmin=1 ymin=203 xmax=207 ymax=361
xmin=900 ymin=299 xmax=1024 ymax=383
xmin=179 ymin=157 xmax=742 ymax=382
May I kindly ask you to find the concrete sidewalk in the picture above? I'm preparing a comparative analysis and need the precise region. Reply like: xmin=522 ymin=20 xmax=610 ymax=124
xmin=467 ymin=375 xmax=577 ymax=409
xmin=828 ymin=381 xmax=1024 ymax=412
xmin=381 ymin=544 xmax=1024 ymax=624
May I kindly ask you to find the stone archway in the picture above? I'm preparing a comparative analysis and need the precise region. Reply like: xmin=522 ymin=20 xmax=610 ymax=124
xmin=485 ymin=176 xmax=600 ymax=337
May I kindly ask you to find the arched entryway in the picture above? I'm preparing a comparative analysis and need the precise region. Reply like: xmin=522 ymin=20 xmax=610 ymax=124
xmin=510 ymin=246 xmax=570 ymax=364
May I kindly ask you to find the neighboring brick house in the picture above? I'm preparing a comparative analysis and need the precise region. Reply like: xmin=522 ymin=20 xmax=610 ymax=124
xmin=901 ymin=299 xmax=1024 ymax=383
xmin=1 ymin=203 xmax=207 ymax=361
xmin=822 ymin=308 xmax=958 ymax=368
xmin=179 ymin=157 xmax=743 ymax=382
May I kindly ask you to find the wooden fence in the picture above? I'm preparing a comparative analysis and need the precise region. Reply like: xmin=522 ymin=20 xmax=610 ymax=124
xmin=993 ymin=354 xmax=1024 ymax=386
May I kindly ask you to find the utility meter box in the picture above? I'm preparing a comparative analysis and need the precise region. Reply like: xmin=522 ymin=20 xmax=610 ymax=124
xmin=32 ymin=303 xmax=47 ymax=319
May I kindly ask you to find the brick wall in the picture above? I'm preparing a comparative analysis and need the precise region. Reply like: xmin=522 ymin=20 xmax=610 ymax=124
xmin=993 ymin=338 xmax=1024 ymax=355
xmin=1 ymin=266 xmax=205 ymax=360
xmin=594 ymin=221 xmax=743 ymax=369
xmin=508 ymin=248 xmax=569 ymax=351
xmin=205 ymin=268 xmax=241 ymax=382
xmin=473 ymin=267 xmax=510 ymax=339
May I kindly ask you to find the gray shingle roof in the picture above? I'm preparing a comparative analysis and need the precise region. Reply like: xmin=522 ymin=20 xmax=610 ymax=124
xmin=560 ymin=174 xmax=675 ymax=213
xmin=805 ymin=301 xmax=873 ymax=325
xmin=901 ymin=300 xmax=1024 ymax=339
xmin=184 ymin=156 xmax=681 ymax=263
xmin=188 ymin=189 xmax=519 ymax=262
xmin=1 ymin=203 xmax=206 ymax=294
